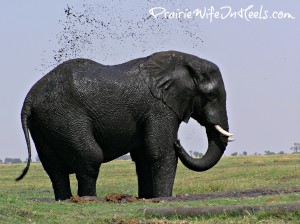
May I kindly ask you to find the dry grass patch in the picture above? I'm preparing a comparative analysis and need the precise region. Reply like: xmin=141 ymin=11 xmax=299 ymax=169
xmin=273 ymin=157 xmax=293 ymax=163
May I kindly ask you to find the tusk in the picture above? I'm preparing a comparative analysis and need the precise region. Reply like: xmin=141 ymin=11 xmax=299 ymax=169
xmin=215 ymin=125 xmax=234 ymax=137
xmin=228 ymin=137 xmax=235 ymax=142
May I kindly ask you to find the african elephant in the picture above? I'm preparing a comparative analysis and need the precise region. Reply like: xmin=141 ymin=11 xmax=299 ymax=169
xmin=17 ymin=51 xmax=233 ymax=200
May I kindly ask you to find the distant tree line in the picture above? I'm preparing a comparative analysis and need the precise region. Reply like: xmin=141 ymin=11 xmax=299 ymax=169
xmin=230 ymin=143 xmax=299 ymax=156
xmin=0 ymin=143 xmax=299 ymax=163
xmin=2 ymin=158 xmax=22 ymax=164
xmin=188 ymin=150 xmax=203 ymax=158
xmin=0 ymin=156 xmax=41 ymax=164
xmin=230 ymin=151 xmax=286 ymax=156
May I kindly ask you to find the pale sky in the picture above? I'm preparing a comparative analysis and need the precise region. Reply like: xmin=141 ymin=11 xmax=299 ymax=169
xmin=1 ymin=1 xmax=299 ymax=160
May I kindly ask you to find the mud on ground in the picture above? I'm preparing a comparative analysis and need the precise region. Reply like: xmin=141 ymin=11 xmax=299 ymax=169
xmin=160 ymin=185 xmax=300 ymax=202
xmin=30 ymin=186 xmax=300 ymax=203
xmin=141 ymin=186 xmax=300 ymax=218
xmin=29 ymin=187 xmax=300 ymax=222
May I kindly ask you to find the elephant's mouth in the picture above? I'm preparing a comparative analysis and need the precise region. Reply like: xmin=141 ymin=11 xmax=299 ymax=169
xmin=214 ymin=125 xmax=234 ymax=142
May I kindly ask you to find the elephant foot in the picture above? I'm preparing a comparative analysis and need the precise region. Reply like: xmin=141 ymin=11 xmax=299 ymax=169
xmin=49 ymin=173 xmax=72 ymax=201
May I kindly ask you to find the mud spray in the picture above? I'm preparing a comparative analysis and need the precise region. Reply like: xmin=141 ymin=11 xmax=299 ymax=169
xmin=40 ymin=0 xmax=203 ymax=71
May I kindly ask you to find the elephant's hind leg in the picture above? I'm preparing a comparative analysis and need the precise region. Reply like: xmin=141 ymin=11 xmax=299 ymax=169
xmin=73 ymin=135 xmax=103 ymax=197
xmin=32 ymin=138 xmax=72 ymax=201
xmin=76 ymin=166 xmax=100 ymax=197
xmin=49 ymin=172 xmax=72 ymax=201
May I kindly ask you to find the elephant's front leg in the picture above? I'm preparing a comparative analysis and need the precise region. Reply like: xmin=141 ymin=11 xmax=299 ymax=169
xmin=131 ymin=149 xmax=154 ymax=199
xmin=143 ymin=117 xmax=179 ymax=198
xmin=151 ymin=150 xmax=178 ymax=197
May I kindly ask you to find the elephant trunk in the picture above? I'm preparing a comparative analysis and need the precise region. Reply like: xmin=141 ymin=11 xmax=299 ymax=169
xmin=175 ymin=125 xmax=230 ymax=172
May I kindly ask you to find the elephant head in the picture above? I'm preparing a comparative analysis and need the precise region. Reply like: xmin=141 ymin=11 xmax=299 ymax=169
xmin=141 ymin=51 xmax=233 ymax=171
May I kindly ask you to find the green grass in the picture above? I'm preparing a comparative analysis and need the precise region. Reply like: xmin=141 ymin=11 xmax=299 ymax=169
xmin=1 ymin=154 xmax=300 ymax=223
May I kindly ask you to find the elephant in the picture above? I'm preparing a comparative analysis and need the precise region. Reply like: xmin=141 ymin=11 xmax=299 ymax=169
xmin=16 ymin=51 xmax=233 ymax=200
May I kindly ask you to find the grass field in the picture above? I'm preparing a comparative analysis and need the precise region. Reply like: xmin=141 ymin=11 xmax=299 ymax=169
xmin=1 ymin=154 xmax=300 ymax=223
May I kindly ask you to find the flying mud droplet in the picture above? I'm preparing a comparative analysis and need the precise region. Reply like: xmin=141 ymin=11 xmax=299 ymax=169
xmin=41 ymin=0 xmax=204 ymax=71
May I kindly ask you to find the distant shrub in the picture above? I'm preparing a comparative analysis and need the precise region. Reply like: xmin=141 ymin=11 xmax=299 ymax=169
xmin=4 ymin=158 xmax=22 ymax=164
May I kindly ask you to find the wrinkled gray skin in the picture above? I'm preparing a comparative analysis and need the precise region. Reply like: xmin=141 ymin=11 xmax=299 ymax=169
xmin=17 ymin=51 xmax=230 ymax=200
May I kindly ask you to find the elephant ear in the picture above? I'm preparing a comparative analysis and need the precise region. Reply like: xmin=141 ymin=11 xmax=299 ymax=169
xmin=141 ymin=51 xmax=197 ymax=122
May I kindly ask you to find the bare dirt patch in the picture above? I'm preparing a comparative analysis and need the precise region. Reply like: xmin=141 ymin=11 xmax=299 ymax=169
xmin=110 ymin=217 xmax=188 ymax=224
xmin=29 ymin=186 xmax=300 ymax=204
xmin=29 ymin=187 xmax=300 ymax=218
xmin=161 ymin=186 xmax=300 ymax=202
xmin=142 ymin=203 xmax=300 ymax=217
xmin=141 ymin=186 xmax=300 ymax=217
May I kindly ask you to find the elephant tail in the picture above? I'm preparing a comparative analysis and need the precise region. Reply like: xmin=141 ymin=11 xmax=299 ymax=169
xmin=16 ymin=97 xmax=32 ymax=181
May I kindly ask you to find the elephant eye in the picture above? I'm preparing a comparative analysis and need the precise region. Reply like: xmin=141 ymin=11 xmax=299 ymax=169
xmin=206 ymin=92 xmax=218 ymax=101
